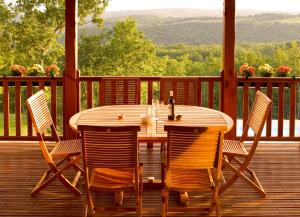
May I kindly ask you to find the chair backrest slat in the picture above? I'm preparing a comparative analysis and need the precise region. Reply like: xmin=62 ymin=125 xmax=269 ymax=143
xmin=160 ymin=77 xmax=198 ymax=105
xmin=165 ymin=126 xmax=224 ymax=169
xmin=79 ymin=125 xmax=140 ymax=169
xmin=100 ymin=78 xmax=140 ymax=105
xmin=244 ymin=91 xmax=272 ymax=137
xmin=26 ymin=90 xmax=53 ymax=135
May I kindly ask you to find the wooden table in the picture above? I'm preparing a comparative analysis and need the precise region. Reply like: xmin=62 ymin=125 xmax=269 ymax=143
xmin=69 ymin=105 xmax=233 ymax=142
xmin=69 ymin=105 xmax=233 ymax=204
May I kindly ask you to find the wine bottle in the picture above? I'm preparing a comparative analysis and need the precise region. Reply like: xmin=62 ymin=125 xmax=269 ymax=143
xmin=168 ymin=90 xmax=175 ymax=120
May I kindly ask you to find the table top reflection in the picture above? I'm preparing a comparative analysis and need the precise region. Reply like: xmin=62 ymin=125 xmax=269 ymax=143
xmin=69 ymin=105 xmax=233 ymax=142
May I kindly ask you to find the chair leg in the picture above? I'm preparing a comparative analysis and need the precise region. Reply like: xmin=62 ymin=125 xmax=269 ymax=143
xmin=31 ymin=169 xmax=55 ymax=197
xmin=58 ymin=174 xmax=81 ymax=196
xmin=220 ymin=158 xmax=266 ymax=197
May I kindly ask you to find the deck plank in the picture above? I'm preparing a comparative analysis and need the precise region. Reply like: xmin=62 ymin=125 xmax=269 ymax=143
xmin=0 ymin=141 xmax=299 ymax=216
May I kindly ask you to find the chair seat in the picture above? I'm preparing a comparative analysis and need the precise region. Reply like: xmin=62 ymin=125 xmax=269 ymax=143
xmin=223 ymin=139 xmax=248 ymax=156
xmin=51 ymin=139 xmax=82 ymax=157
xmin=167 ymin=168 xmax=213 ymax=191
xmin=90 ymin=168 xmax=135 ymax=190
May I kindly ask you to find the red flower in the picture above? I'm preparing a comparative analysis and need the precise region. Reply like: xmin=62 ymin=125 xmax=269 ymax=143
xmin=240 ymin=63 xmax=255 ymax=77
xmin=277 ymin=65 xmax=292 ymax=74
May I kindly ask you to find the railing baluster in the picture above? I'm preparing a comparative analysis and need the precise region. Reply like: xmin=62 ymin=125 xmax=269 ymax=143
xmin=278 ymin=83 xmax=285 ymax=137
xmin=51 ymin=81 xmax=57 ymax=135
xmin=148 ymin=80 xmax=153 ymax=105
xmin=3 ymin=80 xmax=9 ymax=136
xmin=15 ymin=81 xmax=21 ymax=136
xmin=289 ymin=81 xmax=296 ymax=137
xmin=39 ymin=81 xmax=44 ymax=90
xmin=27 ymin=82 xmax=33 ymax=136
xmin=197 ymin=79 xmax=202 ymax=106
xmin=208 ymin=81 xmax=214 ymax=108
xmin=87 ymin=81 xmax=93 ymax=109
xmin=98 ymin=80 xmax=101 ymax=107
xmin=266 ymin=83 xmax=273 ymax=137
xmin=242 ymin=83 xmax=249 ymax=131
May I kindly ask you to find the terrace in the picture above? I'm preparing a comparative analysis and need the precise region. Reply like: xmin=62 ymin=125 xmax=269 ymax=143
xmin=1 ymin=0 xmax=300 ymax=217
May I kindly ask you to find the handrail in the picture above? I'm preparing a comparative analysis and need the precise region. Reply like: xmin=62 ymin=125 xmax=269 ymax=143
xmin=0 ymin=75 xmax=299 ymax=141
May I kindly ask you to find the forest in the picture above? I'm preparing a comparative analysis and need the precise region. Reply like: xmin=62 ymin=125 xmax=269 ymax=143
xmin=0 ymin=2 xmax=300 ymax=77
xmin=0 ymin=1 xmax=299 ymax=135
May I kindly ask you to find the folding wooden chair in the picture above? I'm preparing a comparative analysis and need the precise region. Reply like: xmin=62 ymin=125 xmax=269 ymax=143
xmin=26 ymin=90 xmax=82 ymax=197
xmin=162 ymin=126 xmax=225 ymax=217
xmin=220 ymin=90 xmax=272 ymax=197
xmin=160 ymin=77 xmax=198 ymax=106
xmin=78 ymin=125 xmax=143 ymax=217
xmin=100 ymin=77 xmax=141 ymax=105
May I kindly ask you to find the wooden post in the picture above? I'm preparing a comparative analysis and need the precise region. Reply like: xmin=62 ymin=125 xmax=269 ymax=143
xmin=222 ymin=0 xmax=236 ymax=139
xmin=64 ymin=0 xmax=79 ymax=139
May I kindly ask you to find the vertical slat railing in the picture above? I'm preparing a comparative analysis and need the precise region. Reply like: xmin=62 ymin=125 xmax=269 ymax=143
xmin=208 ymin=81 xmax=214 ymax=108
xmin=26 ymin=82 xmax=33 ymax=136
xmin=0 ymin=76 xmax=63 ymax=140
xmin=289 ymin=81 xmax=296 ymax=137
xmin=3 ymin=80 xmax=9 ymax=136
xmin=51 ymin=81 xmax=57 ymax=137
xmin=242 ymin=83 xmax=249 ymax=130
xmin=266 ymin=83 xmax=273 ymax=137
xmin=86 ymin=81 xmax=93 ymax=109
xmin=278 ymin=83 xmax=285 ymax=137
xmin=1 ymin=75 xmax=299 ymax=141
xmin=15 ymin=81 xmax=21 ymax=136
xmin=237 ymin=77 xmax=300 ymax=141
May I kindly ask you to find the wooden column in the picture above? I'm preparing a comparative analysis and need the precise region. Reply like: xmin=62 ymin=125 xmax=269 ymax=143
xmin=222 ymin=0 xmax=236 ymax=139
xmin=63 ymin=0 xmax=79 ymax=139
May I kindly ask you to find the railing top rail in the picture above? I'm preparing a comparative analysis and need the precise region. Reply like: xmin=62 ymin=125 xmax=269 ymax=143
xmin=237 ymin=76 xmax=300 ymax=83
xmin=78 ymin=75 xmax=222 ymax=82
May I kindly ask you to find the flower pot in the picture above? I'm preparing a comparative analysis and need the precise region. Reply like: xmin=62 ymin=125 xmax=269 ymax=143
xmin=276 ymin=72 xmax=289 ymax=77
xmin=261 ymin=72 xmax=273 ymax=77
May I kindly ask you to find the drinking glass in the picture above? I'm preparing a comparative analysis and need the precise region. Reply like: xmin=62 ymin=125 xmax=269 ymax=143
xmin=152 ymin=99 xmax=159 ymax=116
xmin=159 ymin=100 xmax=165 ymax=112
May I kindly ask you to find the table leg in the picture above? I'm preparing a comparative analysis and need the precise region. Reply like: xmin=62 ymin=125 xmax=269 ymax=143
xmin=114 ymin=191 xmax=124 ymax=205
xmin=179 ymin=191 xmax=189 ymax=205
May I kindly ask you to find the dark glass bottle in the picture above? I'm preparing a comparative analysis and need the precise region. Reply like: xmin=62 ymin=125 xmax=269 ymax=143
xmin=168 ymin=90 xmax=175 ymax=120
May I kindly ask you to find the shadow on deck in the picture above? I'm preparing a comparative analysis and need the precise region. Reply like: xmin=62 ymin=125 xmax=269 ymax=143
xmin=0 ymin=141 xmax=300 ymax=216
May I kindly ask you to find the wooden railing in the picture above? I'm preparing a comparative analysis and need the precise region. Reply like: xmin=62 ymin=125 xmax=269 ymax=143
xmin=0 ymin=76 xmax=63 ymax=140
xmin=236 ymin=77 xmax=300 ymax=141
xmin=79 ymin=76 xmax=222 ymax=110
xmin=1 ymin=75 xmax=299 ymax=141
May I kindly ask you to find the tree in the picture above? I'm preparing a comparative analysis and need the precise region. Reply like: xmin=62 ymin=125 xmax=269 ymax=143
xmin=79 ymin=17 xmax=157 ymax=76
xmin=0 ymin=0 xmax=110 ymax=75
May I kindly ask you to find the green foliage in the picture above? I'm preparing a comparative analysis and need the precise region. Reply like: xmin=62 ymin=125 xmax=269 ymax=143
xmin=0 ymin=0 xmax=110 ymax=75
xmin=79 ymin=18 xmax=157 ymax=76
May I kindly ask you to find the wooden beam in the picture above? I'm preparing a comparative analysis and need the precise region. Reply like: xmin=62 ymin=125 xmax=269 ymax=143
xmin=222 ymin=0 xmax=236 ymax=139
xmin=64 ymin=0 xmax=79 ymax=139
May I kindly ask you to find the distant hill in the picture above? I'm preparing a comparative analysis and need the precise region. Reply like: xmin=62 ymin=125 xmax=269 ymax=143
xmin=103 ymin=9 xmax=270 ymax=18
xmin=79 ymin=9 xmax=300 ymax=45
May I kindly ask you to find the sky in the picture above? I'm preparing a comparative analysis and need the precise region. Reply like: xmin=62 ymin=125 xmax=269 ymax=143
xmin=106 ymin=0 xmax=300 ymax=12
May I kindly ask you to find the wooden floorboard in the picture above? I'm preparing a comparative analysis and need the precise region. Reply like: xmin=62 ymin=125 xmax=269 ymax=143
xmin=0 ymin=141 xmax=300 ymax=216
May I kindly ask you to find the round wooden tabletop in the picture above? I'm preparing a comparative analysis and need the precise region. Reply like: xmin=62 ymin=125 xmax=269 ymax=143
xmin=69 ymin=105 xmax=234 ymax=142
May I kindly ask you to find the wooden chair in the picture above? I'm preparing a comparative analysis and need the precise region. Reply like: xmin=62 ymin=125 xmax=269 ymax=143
xmin=100 ymin=77 xmax=141 ymax=105
xmin=220 ymin=90 xmax=272 ymax=197
xmin=26 ymin=90 xmax=82 ymax=197
xmin=78 ymin=125 xmax=143 ymax=217
xmin=161 ymin=126 xmax=225 ymax=217
xmin=159 ymin=77 xmax=198 ymax=105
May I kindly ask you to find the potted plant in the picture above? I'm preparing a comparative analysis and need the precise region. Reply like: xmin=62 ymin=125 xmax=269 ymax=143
xmin=27 ymin=64 xmax=45 ymax=76
xmin=258 ymin=63 xmax=274 ymax=77
xmin=240 ymin=63 xmax=255 ymax=78
xmin=276 ymin=65 xmax=292 ymax=77
xmin=10 ymin=64 xmax=27 ymax=76
xmin=45 ymin=64 xmax=60 ymax=77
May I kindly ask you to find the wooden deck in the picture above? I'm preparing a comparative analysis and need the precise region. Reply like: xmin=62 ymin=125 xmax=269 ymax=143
xmin=0 ymin=141 xmax=300 ymax=216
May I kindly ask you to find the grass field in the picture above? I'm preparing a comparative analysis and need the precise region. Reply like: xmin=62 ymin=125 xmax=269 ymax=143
xmin=0 ymin=113 xmax=28 ymax=136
